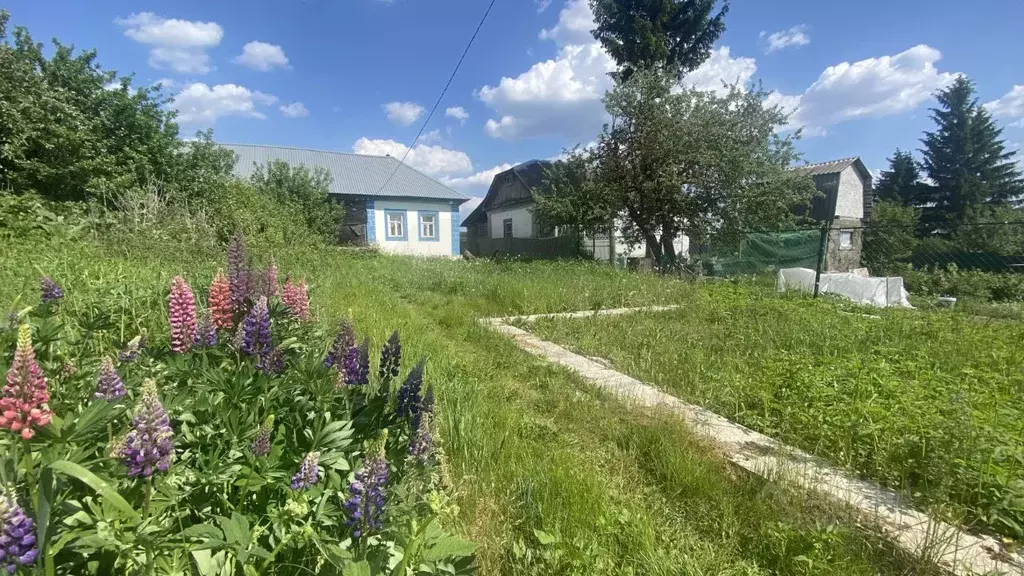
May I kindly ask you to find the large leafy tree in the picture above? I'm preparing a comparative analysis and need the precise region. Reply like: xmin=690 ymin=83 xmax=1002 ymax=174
xmin=920 ymin=76 xmax=1023 ymax=228
xmin=876 ymin=148 xmax=924 ymax=206
xmin=249 ymin=159 xmax=343 ymax=240
xmin=539 ymin=70 xmax=814 ymax=266
xmin=590 ymin=0 xmax=729 ymax=80
xmin=533 ymin=147 xmax=616 ymax=239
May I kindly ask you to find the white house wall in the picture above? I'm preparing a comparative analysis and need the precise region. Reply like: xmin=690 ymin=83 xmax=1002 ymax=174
xmin=488 ymin=204 xmax=534 ymax=239
xmin=836 ymin=166 xmax=865 ymax=220
xmin=369 ymin=199 xmax=457 ymax=257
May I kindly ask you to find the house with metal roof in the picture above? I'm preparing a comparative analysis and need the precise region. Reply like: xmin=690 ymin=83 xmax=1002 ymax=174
xmin=222 ymin=143 xmax=469 ymax=257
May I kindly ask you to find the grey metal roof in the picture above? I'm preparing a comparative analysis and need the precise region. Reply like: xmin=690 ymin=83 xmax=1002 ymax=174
xmin=221 ymin=143 xmax=468 ymax=203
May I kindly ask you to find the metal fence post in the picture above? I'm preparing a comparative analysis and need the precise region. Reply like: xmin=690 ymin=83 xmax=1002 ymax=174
xmin=813 ymin=222 xmax=829 ymax=298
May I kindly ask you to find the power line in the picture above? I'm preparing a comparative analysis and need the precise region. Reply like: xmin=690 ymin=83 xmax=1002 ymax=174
xmin=374 ymin=0 xmax=497 ymax=195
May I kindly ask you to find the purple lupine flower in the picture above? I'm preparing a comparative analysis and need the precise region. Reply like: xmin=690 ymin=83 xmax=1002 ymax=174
xmin=250 ymin=415 xmax=274 ymax=457
xmin=260 ymin=259 xmax=279 ymax=298
xmin=0 ymin=488 xmax=39 ymax=573
xmin=378 ymin=331 xmax=401 ymax=384
xmin=342 ymin=338 xmax=369 ymax=386
xmin=324 ymin=319 xmax=355 ymax=369
xmin=194 ymin=311 xmax=217 ymax=348
xmin=290 ymin=452 xmax=321 ymax=490
xmin=344 ymin=437 xmax=389 ymax=541
xmin=95 ymin=356 xmax=126 ymax=401
xmin=227 ymin=233 xmax=251 ymax=314
xmin=395 ymin=360 xmax=425 ymax=419
xmin=240 ymin=297 xmax=271 ymax=358
xmin=40 ymin=277 xmax=64 ymax=304
xmin=122 ymin=379 xmax=174 ymax=478
xmin=257 ymin=346 xmax=285 ymax=375
xmin=118 ymin=334 xmax=143 ymax=363
xmin=408 ymin=411 xmax=433 ymax=462
xmin=413 ymin=386 xmax=435 ymax=430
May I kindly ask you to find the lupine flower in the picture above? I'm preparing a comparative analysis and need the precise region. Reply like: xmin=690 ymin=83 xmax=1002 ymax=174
xmin=227 ymin=233 xmax=251 ymax=314
xmin=345 ymin=435 xmax=389 ymax=541
xmin=208 ymin=272 xmax=234 ymax=330
xmin=408 ymin=411 xmax=433 ymax=462
xmin=122 ymin=379 xmax=174 ymax=478
xmin=281 ymin=277 xmax=310 ymax=321
xmin=413 ymin=386 xmax=435 ymax=430
xmin=257 ymin=346 xmax=285 ymax=376
xmin=0 ymin=488 xmax=39 ymax=573
xmin=118 ymin=334 xmax=143 ymax=363
xmin=324 ymin=319 xmax=355 ymax=369
xmin=39 ymin=276 xmax=64 ymax=304
xmin=194 ymin=311 xmax=217 ymax=348
xmin=0 ymin=325 xmax=53 ymax=440
xmin=250 ymin=415 xmax=274 ymax=457
xmin=241 ymin=297 xmax=271 ymax=358
xmin=260 ymin=259 xmax=279 ymax=298
xmin=395 ymin=360 xmax=425 ymax=420
xmin=168 ymin=276 xmax=197 ymax=354
xmin=94 ymin=356 xmax=126 ymax=401
xmin=290 ymin=451 xmax=321 ymax=490
xmin=378 ymin=331 xmax=401 ymax=384
xmin=341 ymin=339 xmax=370 ymax=386
xmin=61 ymin=360 xmax=77 ymax=378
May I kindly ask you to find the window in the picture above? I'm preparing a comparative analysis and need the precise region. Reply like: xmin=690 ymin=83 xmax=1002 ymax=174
xmin=385 ymin=210 xmax=406 ymax=240
xmin=418 ymin=211 xmax=439 ymax=241
xmin=839 ymin=230 xmax=853 ymax=250
xmin=503 ymin=218 xmax=513 ymax=238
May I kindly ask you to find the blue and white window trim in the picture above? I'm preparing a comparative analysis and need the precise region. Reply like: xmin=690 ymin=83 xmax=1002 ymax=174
xmin=384 ymin=209 xmax=407 ymax=241
xmin=418 ymin=211 xmax=440 ymax=242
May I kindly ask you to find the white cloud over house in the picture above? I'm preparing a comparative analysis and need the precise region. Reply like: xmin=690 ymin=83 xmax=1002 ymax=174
xmin=279 ymin=102 xmax=309 ymax=118
xmin=115 ymin=13 xmax=223 ymax=74
xmin=352 ymin=138 xmax=472 ymax=177
xmin=445 ymin=106 xmax=470 ymax=123
xmin=235 ymin=41 xmax=290 ymax=71
xmin=173 ymin=83 xmax=277 ymax=124
xmin=383 ymin=101 xmax=425 ymax=126
xmin=761 ymin=26 xmax=811 ymax=54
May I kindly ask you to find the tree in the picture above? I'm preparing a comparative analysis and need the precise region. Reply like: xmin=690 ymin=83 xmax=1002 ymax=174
xmin=533 ymin=147 xmax=616 ymax=241
xmin=862 ymin=201 xmax=920 ymax=275
xmin=920 ymin=76 xmax=1024 ymax=229
xmin=875 ymin=149 xmax=924 ymax=206
xmin=540 ymin=70 xmax=814 ymax=267
xmin=249 ymin=160 xmax=343 ymax=241
xmin=590 ymin=0 xmax=728 ymax=80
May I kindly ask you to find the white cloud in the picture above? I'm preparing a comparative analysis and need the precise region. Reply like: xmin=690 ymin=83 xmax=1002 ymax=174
xmin=441 ymin=162 xmax=515 ymax=194
xmin=458 ymin=196 xmax=484 ymax=220
xmin=535 ymin=0 xmax=553 ymax=13
xmin=538 ymin=0 xmax=595 ymax=45
xmin=419 ymin=129 xmax=444 ymax=144
xmin=782 ymin=44 xmax=958 ymax=136
xmin=279 ymin=102 xmax=309 ymax=118
xmin=115 ymin=13 xmax=223 ymax=74
xmin=985 ymin=85 xmax=1024 ymax=127
xmin=234 ymin=41 xmax=290 ymax=71
xmin=445 ymin=106 xmax=470 ymax=123
xmin=352 ymin=138 xmax=473 ymax=177
xmin=761 ymin=26 xmax=810 ymax=54
xmin=173 ymin=83 xmax=278 ymax=124
xmin=682 ymin=46 xmax=758 ymax=95
xmin=153 ymin=77 xmax=176 ymax=89
xmin=383 ymin=101 xmax=425 ymax=126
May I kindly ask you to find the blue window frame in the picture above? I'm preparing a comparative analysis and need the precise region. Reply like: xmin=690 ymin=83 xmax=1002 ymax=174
xmin=384 ymin=210 xmax=407 ymax=241
xmin=418 ymin=211 xmax=440 ymax=241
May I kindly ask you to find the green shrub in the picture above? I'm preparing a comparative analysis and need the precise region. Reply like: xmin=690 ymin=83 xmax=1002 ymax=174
xmin=903 ymin=264 xmax=1024 ymax=302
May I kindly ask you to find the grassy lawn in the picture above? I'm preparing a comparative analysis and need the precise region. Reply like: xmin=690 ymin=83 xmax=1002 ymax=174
xmin=0 ymin=235 xmax=943 ymax=575
xmin=529 ymin=285 xmax=1024 ymax=541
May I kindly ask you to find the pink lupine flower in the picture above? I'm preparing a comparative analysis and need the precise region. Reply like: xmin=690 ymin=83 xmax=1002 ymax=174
xmin=281 ymin=277 xmax=310 ymax=321
xmin=208 ymin=272 xmax=234 ymax=330
xmin=168 ymin=276 xmax=197 ymax=353
xmin=0 ymin=325 xmax=53 ymax=439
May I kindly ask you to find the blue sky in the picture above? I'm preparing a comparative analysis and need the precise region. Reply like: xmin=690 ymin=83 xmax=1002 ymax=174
xmin=7 ymin=0 xmax=1024 ymax=214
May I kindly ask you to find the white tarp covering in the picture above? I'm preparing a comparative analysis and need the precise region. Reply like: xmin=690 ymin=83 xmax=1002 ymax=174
xmin=777 ymin=268 xmax=913 ymax=308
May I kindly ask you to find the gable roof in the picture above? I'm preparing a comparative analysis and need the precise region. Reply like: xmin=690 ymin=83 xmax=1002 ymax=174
xmin=462 ymin=160 xmax=553 ymax=226
xmin=221 ymin=143 xmax=468 ymax=203
xmin=789 ymin=156 xmax=874 ymax=222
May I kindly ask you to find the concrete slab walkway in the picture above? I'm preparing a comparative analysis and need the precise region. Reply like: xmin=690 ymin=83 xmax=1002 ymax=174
xmin=482 ymin=306 xmax=1024 ymax=576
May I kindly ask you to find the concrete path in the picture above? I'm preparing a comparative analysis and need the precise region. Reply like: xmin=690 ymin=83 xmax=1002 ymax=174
xmin=482 ymin=307 xmax=1024 ymax=576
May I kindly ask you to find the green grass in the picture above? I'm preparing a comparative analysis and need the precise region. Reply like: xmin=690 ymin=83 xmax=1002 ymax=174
xmin=0 ymin=235 xmax=943 ymax=575
xmin=529 ymin=285 xmax=1024 ymax=541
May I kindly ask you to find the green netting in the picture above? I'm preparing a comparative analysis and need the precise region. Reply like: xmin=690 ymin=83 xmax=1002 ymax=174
xmin=702 ymin=230 xmax=821 ymax=276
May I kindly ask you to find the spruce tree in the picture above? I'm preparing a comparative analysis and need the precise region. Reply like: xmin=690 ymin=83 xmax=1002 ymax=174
xmin=876 ymin=149 xmax=923 ymax=206
xmin=920 ymin=76 xmax=1024 ymax=228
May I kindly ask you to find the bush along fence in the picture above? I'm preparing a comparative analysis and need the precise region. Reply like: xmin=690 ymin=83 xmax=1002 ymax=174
xmin=0 ymin=233 xmax=476 ymax=575
xmin=687 ymin=220 xmax=1024 ymax=304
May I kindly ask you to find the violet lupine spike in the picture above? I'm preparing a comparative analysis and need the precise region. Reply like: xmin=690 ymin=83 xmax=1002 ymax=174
xmin=194 ymin=311 xmax=217 ymax=348
xmin=395 ymin=360 xmax=425 ymax=420
xmin=227 ymin=233 xmax=251 ymax=314
xmin=95 ymin=356 xmax=126 ymax=401
xmin=257 ymin=346 xmax=285 ymax=376
xmin=250 ymin=415 xmax=274 ymax=457
xmin=261 ymin=260 xmax=279 ymax=298
xmin=0 ymin=488 xmax=39 ymax=573
xmin=240 ymin=297 xmax=271 ymax=358
xmin=290 ymin=451 xmax=321 ymax=490
xmin=341 ymin=339 xmax=369 ymax=386
xmin=345 ymin=435 xmax=389 ymax=541
xmin=408 ymin=411 xmax=433 ymax=463
xmin=168 ymin=276 xmax=197 ymax=354
xmin=39 ymin=276 xmax=64 ymax=304
xmin=413 ymin=386 xmax=435 ymax=431
xmin=324 ymin=319 xmax=355 ymax=369
xmin=0 ymin=325 xmax=53 ymax=440
xmin=122 ymin=379 xmax=174 ymax=478
xmin=378 ymin=331 xmax=401 ymax=384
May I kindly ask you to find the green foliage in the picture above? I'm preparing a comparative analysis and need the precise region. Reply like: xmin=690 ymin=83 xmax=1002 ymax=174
xmin=875 ymin=149 xmax=925 ymax=206
xmin=862 ymin=201 xmax=920 ymax=274
xmin=590 ymin=0 xmax=729 ymax=80
xmin=902 ymin=264 xmax=1024 ymax=303
xmin=532 ymin=147 xmax=613 ymax=239
xmin=249 ymin=160 xmax=344 ymax=242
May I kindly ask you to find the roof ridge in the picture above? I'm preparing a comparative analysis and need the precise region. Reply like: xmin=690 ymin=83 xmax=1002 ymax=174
xmin=219 ymin=142 xmax=394 ymax=161
xmin=793 ymin=156 xmax=859 ymax=169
